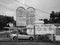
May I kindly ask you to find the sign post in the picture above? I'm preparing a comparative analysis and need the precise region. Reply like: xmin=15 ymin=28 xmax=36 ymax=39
xmin=16 ymin=7 xmax=26 ymax=43
xmin=27 ymin=7 xmax=36 ymax=41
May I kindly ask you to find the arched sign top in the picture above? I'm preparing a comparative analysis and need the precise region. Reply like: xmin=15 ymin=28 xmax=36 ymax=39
xmin=16 ymin=6 xmax=25 ymax=16
xmin=16 ymin=7 xmax=25 ymax=11
xmin=27 ymin=7 xmax=35 ymax=13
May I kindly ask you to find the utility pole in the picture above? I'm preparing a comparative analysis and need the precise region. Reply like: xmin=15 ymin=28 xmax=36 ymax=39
xmin=34 ymin=25 xmax=36 ymax=41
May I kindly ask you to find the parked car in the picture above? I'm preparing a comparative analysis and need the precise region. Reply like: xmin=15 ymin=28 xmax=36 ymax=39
xmin=9 ymin=31 xmax=34 ymax=41
xmin=37 ymin=34 xmax=50 ymax=41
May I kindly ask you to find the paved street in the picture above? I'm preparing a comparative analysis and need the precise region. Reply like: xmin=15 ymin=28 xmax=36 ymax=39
xmin=0 ymin=38 xmax=57 ymax=45
xmin=0 ymin=38 xmax=54 ymax=45
xmin=0 ymin=42 xmax=55 ymax=45
xmin=0 ymin=36 xmax=60 ymax=45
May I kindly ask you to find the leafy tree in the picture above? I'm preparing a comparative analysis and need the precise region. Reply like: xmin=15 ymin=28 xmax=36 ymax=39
xmin=49 ymin=11 xmax=60 ymax=24
xmin=44 ymin=19 xmax=48 ymax=24
xmin=0 ymin=15 xmax=15 ymax=31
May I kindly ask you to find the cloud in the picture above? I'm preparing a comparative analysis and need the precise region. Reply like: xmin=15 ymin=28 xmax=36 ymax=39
xmin=0 ymin=0 xmax=14 ymax=4
xmin=0 ymin=0 xmax=60 ymax=20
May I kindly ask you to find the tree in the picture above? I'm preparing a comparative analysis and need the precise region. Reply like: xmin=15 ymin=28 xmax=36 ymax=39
xmin=49 ymin=11 xmax=55 ymax=23
xmin=0 ymin=15 xmax=15 ymax=31
xmin=49 ymin=11 xmax=60 ymax=24
xmin=44 ymin=19 xmax=48 ymax=24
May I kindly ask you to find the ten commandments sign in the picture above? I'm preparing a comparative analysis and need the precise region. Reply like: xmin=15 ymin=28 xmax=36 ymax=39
xmin=16 ymin=7 xmax=26 ymax=26
xmin=16 ymin=7 xmax=36 ymax=26
xmin=26 ymin=7 xmax=35 ymax=25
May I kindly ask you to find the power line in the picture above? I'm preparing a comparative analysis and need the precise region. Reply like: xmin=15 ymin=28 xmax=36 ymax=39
xmin=36 ymin=9 xmax=50 ymax=14
xmin=14 ymin=0 xmax=50 ymax=14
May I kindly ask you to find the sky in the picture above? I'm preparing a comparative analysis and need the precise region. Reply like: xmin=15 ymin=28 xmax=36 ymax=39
xmin=0 ymin=0 xmax=60 ymax=20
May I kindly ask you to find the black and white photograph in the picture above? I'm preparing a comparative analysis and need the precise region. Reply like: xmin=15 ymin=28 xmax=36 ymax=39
xmin=0 ymin=0 xmax=60 ymax=45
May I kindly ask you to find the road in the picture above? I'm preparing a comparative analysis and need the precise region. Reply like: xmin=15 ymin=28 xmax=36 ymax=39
xmin=0 ymin=36 xmax=59 ymax=45
xmin=0 ymin=38 xmax=55 ymax=45
xmin=0 ymin=41 xmax=55 ymax=45
xmin=0 ymin=38 xmax=60 ymax=45
xmin=0 ymin=38 xmax=58 ymax=45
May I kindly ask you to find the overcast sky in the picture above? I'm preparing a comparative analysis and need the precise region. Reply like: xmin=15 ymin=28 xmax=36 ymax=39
xmin=0 ymin=0 xmax=60 ymax=20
